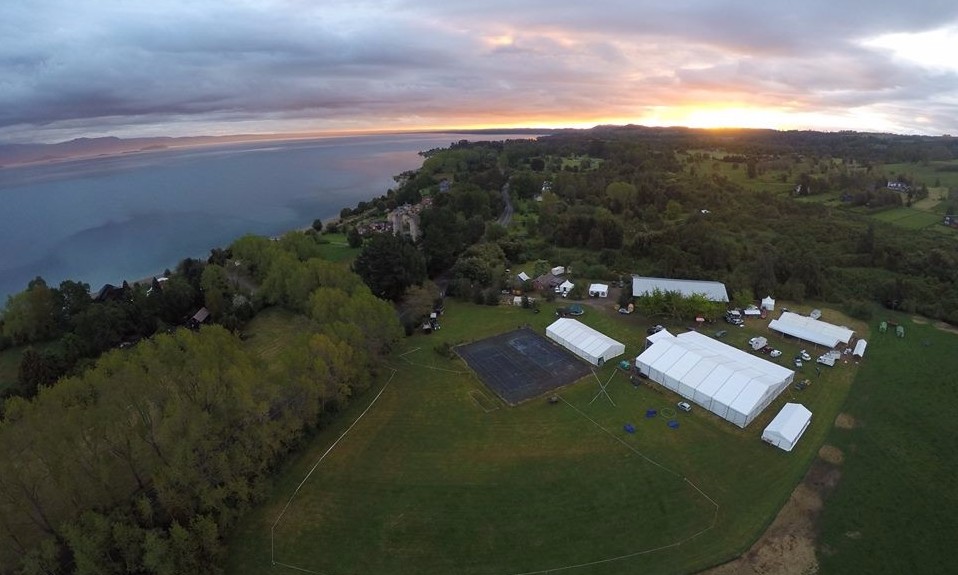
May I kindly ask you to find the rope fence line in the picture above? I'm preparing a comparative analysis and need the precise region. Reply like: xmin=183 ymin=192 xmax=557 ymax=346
xmin=270 ymin=368 xmax=397 ymax=569
xmin=269 ymin=350 xmax=720 ymax=575
xmin=498 ymin=395 xmax=724 ymax=575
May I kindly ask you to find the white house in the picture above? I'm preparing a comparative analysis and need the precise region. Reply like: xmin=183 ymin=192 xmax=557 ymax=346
xmin=588 ymin=283 xmax=609 ymax=298
xmin=762 ymin=403 xmax=812 ymax=452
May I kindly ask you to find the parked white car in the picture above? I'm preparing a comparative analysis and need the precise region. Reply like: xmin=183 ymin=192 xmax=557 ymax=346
xmin=677 ymin=401 xmax=692 ymax=412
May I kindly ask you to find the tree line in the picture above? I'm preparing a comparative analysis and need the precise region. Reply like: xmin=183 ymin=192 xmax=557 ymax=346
xmin=0 ymin=236 xmax=401 ymax=573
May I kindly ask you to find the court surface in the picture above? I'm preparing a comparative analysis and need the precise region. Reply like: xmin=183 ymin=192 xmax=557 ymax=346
xmin=456 ymin=327 xmax=591 ymax=405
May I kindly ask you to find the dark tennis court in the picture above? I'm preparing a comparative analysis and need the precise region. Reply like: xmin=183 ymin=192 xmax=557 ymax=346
xmin=456 ymin=328 xmax=592 ymax=405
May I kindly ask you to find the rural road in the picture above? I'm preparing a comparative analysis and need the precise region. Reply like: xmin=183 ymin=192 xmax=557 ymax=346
xmin=497 ymin=181 xmax=514 ymax=226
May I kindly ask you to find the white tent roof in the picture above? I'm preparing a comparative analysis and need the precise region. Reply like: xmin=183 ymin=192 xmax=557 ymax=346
xmin=517 ymin=271 xmax=530 ymax=282
xmin=853 ymin=339 xmax=867 ymax=357
xmin=768 ymin=311 xmax=854 ymax=348
xmin=646 ymin=328 xmax=675 ymax=346
xmin=762 ymin=403 xmax=812 ymax=452
xmin=589 ymin=283 xmax=609 ymax=293
xmin=761 ymin=296 xmax=775 ymax=310
xmin=558 ymin=280 xmax=575 ymax=291
xmin=546 ymin=318 xmax=625 ymax=366
xmin=634 ymin=330 xmax=794 ymax=428
xmin=632 ymin=276 xmax=729 ymax=302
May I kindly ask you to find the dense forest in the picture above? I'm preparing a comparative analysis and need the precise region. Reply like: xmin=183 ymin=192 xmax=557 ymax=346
xmin=1 ymin=126 xmax=957 ymax=573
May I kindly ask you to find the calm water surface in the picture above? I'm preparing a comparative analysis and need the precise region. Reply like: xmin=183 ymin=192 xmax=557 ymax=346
xmin=0 ymin=133 xmax=528 ymax=301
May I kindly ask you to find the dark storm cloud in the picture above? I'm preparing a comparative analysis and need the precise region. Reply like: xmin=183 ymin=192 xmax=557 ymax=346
xmin=1 ymin=0 xmax=957 ymax=141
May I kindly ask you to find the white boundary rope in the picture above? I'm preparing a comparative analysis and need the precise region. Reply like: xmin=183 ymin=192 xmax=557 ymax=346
xmin=270 ymin=368 xmax=397 ymax=570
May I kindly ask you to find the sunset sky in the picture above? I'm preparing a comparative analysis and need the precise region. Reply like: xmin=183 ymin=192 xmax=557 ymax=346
xmin=2 ymin=0 xmax=958 ymax=143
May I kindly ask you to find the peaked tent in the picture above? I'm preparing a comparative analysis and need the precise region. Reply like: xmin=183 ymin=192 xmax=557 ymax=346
xmin=768 ymin=311 xmax=854 ymax=348
xmin=762 ymin=403 xmax=812 ymax=452
xmin=632 ymin=276 xmax=729 ymax=302
xmin=761 ymin=296 xmax=776 ymax=311
xmin=853 ymin=339 xmax=867 ymax=358
xmin=546 ymin=318 xmax=625 ymax=366
xmin=634 ymin=330 xmax=794 ymax=428
xmin=557 ymin=280 xmax=575 ymax=295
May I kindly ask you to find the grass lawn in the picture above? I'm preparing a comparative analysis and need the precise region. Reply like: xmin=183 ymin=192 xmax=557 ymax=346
xmin=816 ymin=314 xmax=958 ymax=574
xmin=226 ymin=300 xmax=862 ymax=575
xmin=316 ymin=233 xmax=361 ymax=263
xmin=868 ymin=208 xmax=943 ymax=230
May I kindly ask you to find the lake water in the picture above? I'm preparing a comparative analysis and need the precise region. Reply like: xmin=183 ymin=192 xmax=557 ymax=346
xmin=0 ymin=133 xmax=529 ymax=301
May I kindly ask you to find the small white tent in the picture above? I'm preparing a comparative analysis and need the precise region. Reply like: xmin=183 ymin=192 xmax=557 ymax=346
xmin=853 ymin=339 xmax=867 ymax=358
xmin=517 ymin=271 xmax=530 ymax=282
xmin=761 ymin=296 xmax=776 ymax=311
xmin=512 ymin=296 xmax=523 ymax=306
xmin=551 ymin=266 xmax=566 ymax=276
xmin=589 ymin=283 xmax=609 ymax=298
xmin=546 ymin=318 xmax=625 ymax=366
xmin=762 ymin=403 xmax=812 ymax=452
xmin=557 ymin=280 xmax=574 ymax=295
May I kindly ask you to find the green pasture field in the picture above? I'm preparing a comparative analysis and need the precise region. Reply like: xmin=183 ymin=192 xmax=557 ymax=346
xmin=226 ymin=300 xmax=862 ymax=575
xmin=868 ymin=208 xmax=943 ymax=230
xmin=817 ymin=314 xmax=958 ymax=574
xmin=316 ymin=232 xmax=361 ymax=262
xmin=884 ymin=160 xmax=958 ymax=189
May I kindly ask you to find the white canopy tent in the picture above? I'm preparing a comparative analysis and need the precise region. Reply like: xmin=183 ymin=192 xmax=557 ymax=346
xmin=645 ymin=328 xmax=675 ymax=348
xmin=546 ymin=318 xmax=625 ymax=366
xmin=589 ymin=283 xmax=609 ymax=297
xmin=761 ymin=296 xmax=776 ymax=311
xmin=853 ymin=339 xmax=867 ymax=358
xmin=632 ymin=276 xmax=729 ymax=302
xmin=768 ymin=311 xmax=854 ymax=348
xmin=517 ymin=271 xmax=530 ymax=282
xmin=762 ymin=403 xmax=812 ymax=452
xmin=557 ymin=280 xmax=575 ymax=295
xmin=635 ymin=331 xmax=794 ymax=428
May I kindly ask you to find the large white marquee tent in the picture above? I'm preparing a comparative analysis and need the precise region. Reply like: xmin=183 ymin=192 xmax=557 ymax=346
xmin=546 ymin=318 xmax=625 ymax=366
xmin=631 ymin=276 xmax=729 ymax=302
xmin=768 ymin=311 xmax=854 ymax=348
xmin=762 ymin=403 xmax=812 ymax=452
xmin=635 ymin=331 xmax=794 ymax=428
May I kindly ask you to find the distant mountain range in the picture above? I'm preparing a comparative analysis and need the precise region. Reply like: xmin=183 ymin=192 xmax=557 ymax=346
xmin=0 ymin=129 xmax=554 ymax=168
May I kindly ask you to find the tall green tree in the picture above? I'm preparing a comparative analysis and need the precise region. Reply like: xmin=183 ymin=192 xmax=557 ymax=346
xmin=352 ymin=234 xmax=426 ymax=301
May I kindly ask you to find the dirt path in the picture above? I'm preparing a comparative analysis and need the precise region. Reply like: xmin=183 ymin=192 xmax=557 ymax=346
xmin=702 ymin=457 xmax=842 ymax=575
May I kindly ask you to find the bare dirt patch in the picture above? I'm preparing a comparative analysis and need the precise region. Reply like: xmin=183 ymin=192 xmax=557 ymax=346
xmin=911 ymin=316 xmax=928 ymax=324
xmin=702 ymin=459 xmax=842 ymax=575
xmin=834 ymin=413 xmax=856 ymax=429
xmin=818 ymin=445 xmax=844 ymax=465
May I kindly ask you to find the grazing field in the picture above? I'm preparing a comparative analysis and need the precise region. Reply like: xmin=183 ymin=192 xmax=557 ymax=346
xmin=226 ymin=300 xmax=862 ymax=575
xmin=817 ymin=314 xmax=958 ymax=574
xmin=315 ymin=232 xmax=362 ymax=262
xmin=868 ymin=208 xmax=943 ymax=230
